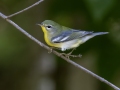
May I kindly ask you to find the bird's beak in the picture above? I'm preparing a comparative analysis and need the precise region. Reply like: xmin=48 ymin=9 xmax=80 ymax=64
xmin=36 ymin=24 xmax=45 ymax=28
xmin=36 ymin=23 xmax=42 ymax=26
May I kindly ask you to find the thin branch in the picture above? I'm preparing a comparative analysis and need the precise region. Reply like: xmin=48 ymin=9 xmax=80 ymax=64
xmin=7 ymin=0 xmax=44 ymax=18
xmin=0 ymin=12 xmax=120 ymax=90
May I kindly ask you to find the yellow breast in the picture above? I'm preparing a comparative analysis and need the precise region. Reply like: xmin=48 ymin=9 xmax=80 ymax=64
xmin=41 ymin=26 xmax=61 ymax=48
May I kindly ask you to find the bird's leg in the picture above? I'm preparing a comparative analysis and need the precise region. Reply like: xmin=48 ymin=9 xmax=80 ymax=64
xmin=59 ymin=53 xmax=70 ymax=59
xmin=59 ymin=48 xmax=82 ymax=59
xmin=48 ymin=47 xmax=70 ymax=58
xmin=48 ymin=47 xmax=54 ymax=53
xmin=68 ymin=53 xmax=82 ymax=58
xmin=48 ymin=47 xmax=82 ymax=59
xmin=66 ymin=48 xmax=82 ymax=58
xmin=48 ymin=47 xmax=61 ymax=53
xmin=58 ymin=49 xmax=75 ymax=58
xmin=67 ymin=48 xmax=76 ymax=55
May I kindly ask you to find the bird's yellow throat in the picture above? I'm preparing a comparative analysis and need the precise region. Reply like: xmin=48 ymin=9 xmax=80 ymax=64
xmin=40 ymin=25 xmax=56 ymax=47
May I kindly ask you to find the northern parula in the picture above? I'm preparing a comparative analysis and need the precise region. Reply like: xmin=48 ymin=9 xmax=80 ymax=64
xmin=37 ymin=20 xmax=108 ymax=52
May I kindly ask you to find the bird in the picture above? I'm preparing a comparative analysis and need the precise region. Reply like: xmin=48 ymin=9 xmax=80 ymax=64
xmin=37 ymin=20 xmax=108 ymax=58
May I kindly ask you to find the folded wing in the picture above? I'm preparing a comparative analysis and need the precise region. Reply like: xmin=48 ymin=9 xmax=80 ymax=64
xmin=51 ymin=30 xmax=93 ymax=43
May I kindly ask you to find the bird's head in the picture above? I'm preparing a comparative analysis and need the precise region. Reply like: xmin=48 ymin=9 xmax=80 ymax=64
xmin=37 ymin=20 xmax=62 ymax=34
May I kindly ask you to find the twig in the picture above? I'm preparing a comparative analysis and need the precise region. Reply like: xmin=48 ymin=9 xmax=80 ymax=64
xmin=7 ymin=0 xmax=44 ymax=18
xmin=0 ymin=12 xmax=120 ymax=90
xmin=0 ymin=1 xmax=120 ymax=89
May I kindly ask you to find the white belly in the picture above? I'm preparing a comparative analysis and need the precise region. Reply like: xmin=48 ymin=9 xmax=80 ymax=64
xmin=60 ymin=39 xmax=82 ymax=51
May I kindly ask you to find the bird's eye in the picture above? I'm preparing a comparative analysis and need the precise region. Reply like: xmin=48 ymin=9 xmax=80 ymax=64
xmin=46 ymin=25 xmax=52 ymax=29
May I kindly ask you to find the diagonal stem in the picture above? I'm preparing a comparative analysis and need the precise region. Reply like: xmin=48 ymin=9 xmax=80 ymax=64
xmin=7 ymin=0 xmax=44 ymax=18
xmin=0 ymin=12 xmax=120 ymax=90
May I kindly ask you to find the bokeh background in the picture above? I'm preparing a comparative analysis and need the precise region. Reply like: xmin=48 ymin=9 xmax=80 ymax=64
xmin=0 ymin=0 xmax=120 ymax=90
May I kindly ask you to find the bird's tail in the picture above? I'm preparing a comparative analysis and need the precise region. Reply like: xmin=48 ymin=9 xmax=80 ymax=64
xmin=92 ymin=32 xmax=109 ymax=36
xmin=81 ymin=32 xmax=109 ymax=43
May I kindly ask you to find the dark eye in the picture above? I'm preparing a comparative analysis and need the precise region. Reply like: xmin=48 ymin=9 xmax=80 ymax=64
xmin=46 ymin=25 xmax=52 ymax=28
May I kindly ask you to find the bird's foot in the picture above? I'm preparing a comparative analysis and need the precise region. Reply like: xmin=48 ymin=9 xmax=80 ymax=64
xmin=59 ymin=53 xmax=82 ymax=59
xmin=48 ymin=47 xmax=53 ymax=53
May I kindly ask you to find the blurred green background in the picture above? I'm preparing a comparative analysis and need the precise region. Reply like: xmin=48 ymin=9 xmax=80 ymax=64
xmin=0 ymin=0 xmax=120 ymax=90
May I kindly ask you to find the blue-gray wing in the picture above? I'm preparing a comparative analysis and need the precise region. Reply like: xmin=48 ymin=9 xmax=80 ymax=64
xmin=51 ymin=30 xmax=93 ymax=43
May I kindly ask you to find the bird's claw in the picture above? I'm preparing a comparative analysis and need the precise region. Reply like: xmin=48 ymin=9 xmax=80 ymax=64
xmin=59 ymin=53 xmax=82 ymax=59
xmin=48 ymin=48 xmax=53 ymax=53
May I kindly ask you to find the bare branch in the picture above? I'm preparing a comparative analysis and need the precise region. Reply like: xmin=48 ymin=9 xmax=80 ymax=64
xmin=0 ymin=12 xmax=120 ymax=90
xmin=7 ymin=0 xmax=44 ymax=18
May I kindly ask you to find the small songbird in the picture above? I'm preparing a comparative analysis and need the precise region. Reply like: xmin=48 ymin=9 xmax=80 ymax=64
xmin=37 ymin=20 xmax=108 ymax=55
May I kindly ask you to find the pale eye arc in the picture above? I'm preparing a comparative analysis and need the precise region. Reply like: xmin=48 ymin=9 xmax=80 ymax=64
xmin=46 ymin=25 xmax=52 ymax=29
xmin=47 ymin=26 xmax=51 ymax=28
